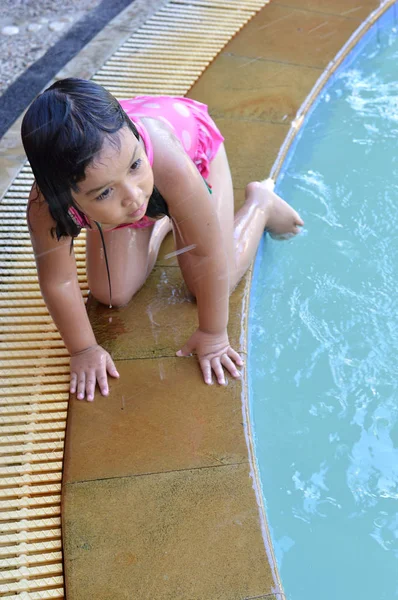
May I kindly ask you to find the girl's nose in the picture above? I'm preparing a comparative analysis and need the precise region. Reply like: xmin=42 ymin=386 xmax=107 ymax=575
xmin=121 ymin=184 xmax=139 ymax=208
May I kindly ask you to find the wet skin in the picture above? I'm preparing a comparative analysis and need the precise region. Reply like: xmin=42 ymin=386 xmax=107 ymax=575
xmin=72 ymin=128 xmax=154 ymax=230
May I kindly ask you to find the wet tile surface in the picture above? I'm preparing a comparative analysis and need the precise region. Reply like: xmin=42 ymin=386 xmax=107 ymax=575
xmin=63 ymin=357 xmax=248 ymax=484
xmin=225 ymin=4 xmax=369 ymax=69
xmin=63 ymin=463 xmax=275 ymax=600
xmin=190 ymin=54 xmax=321 ymax=123
xmin=88 ymin=265 xmax=250 ymax=360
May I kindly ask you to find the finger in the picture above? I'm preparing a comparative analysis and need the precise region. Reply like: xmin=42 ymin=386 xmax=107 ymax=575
xmin=200 ymin=359 xmax=213 ymax=385
xmin=70 ymin=372 xmax=77 ymax=394
xmin=97 ymin=369 xmax=109 ymax=397
xmin=76 ymin=373 xmax=86 ymax=400
xmin=106 ymin=354 xmax=119 ymax=379
xmin=211 ymin=357 xmax=226 ymax=386
xmin=227 ymin=347 xmax=244 ymax=367
xmin=85 ymin=369 xmax=97 ymax=402
xmin=221 ymin=354 xmax=241 ymax=379
xmin=176 ymin=341 xmax=194 ymax=357
xmin=295 ymin=215 xmax=304 ymax=227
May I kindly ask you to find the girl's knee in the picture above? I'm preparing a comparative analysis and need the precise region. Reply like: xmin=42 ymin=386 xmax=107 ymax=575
xmin=90 ymin=287 xmax=131 ymax=307
xmin=89 ymin=277 xmax=145 ymax=307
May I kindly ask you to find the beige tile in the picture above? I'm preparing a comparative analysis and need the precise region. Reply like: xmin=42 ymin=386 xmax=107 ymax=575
xmin=219 ymin=118 xmax=290 ymax=189
xmin=63 ymin=463 xmax=277 ymax=600
xmin=63 ymin=357 xmax=249 ymax=484
xmin=189 ymin=54 xmax=321 ymax=123
xmin=224 ymin=4 xmax=370 ymax=69
xmin=88 ymin=265 xmax=250 ymax=360
xmin=273 ymin=0 xmax=378 ymax=19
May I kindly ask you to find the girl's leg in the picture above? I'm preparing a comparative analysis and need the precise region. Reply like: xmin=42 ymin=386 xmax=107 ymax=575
xmin=86 ymin=216 xmax=172 ymax=307
xmin=206 ymin=144 xmax=303 ymax=292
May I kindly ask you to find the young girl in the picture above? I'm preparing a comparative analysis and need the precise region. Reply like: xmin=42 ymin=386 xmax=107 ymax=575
xmin=22 ymin=78 xmax=303 ymax=402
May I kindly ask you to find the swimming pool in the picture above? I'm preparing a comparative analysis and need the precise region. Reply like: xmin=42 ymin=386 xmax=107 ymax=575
xmin=248 ymin=5 xmax=398 ymax=600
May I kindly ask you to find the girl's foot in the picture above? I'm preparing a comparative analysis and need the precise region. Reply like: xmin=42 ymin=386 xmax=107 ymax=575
xmin=246 ymin=180 xmax=304 ymax=239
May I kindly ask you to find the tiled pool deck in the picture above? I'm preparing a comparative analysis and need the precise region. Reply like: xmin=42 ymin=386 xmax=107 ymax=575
xmin=0 ymin=0 xmax=383 ymax=597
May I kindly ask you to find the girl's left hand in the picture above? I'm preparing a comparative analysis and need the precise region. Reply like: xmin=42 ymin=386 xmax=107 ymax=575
xmin=177 ymin=328 xmax=244 ymax=385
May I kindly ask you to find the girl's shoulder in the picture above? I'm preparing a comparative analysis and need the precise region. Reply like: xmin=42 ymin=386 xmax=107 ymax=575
xmin=121 ymin=96 xmax=201 ymax=161
xmin=142 ymin=117 xmax=192 ymax=183
xmin=120 ymin=95 xmax=203 ymax=119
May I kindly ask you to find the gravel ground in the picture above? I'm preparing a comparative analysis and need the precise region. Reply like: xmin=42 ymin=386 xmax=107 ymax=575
xmin=0 ymin=0 xmax=103 ymax=95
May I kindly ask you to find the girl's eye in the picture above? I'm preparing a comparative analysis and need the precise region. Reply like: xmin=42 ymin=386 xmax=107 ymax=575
xmin=96 ymin=187 xmax=112 ymax=201
xmin=130 ymin=159 xmax=141 ymax=171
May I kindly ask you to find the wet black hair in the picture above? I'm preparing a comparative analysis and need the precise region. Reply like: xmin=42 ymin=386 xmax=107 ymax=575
xmin=21 ymin=77 xmax=169 ymax=240
xmin=22 ymin=78 xmax=171 ymax=307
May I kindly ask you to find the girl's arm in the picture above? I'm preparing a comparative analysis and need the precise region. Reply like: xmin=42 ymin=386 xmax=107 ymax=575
xmin=28 ymin=189 xmax=119 ymax=400
xmin=151 ymin=129 xmax=243 ymax=385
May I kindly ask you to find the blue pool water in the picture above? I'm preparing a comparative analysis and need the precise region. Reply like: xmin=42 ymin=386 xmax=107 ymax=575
xmin=249 ymin=8 xmax=398 ymax=600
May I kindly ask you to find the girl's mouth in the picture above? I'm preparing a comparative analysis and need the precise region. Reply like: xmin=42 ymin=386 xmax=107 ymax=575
xmin=128 ymin=203 xmax=146 ymax=219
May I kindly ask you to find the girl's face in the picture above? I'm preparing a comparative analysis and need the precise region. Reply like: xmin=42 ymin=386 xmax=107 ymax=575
xmin=73 ymin=126 xmax=154 ymax=229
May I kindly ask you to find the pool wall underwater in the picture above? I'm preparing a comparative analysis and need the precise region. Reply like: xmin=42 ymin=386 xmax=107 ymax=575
xmin=247 ymin=1 xmax=398 ymax=598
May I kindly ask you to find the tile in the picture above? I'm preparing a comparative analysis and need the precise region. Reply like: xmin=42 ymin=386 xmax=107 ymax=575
xmin=88 ymin=265 xmax=251 ymax=360
xmin=189 ymin=54 xmax=321 ymax=123
xmin=273 ymin=0 xmax=378 ymax=19
xmin=63 ymin=357 xmax=249 ymax=484
xmin=219 ymin=118 xmax=290 ymax=189
xmin=63 ymin=463 xmax=276 ymax=600
xmin=223 ymin=4 xmax=369 ymax=69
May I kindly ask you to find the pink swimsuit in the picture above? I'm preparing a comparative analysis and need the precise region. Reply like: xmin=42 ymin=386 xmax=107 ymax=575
xmin=69 ymin=96 xmax=224 ymax=230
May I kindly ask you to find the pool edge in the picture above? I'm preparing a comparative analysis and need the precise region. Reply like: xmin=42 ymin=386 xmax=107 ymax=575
xmin=270 ymin=0 xmax=398 ymax=182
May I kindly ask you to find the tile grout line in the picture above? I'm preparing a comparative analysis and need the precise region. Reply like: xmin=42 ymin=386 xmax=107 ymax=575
xmin=65 ymin=459 xmax=250 ymax=487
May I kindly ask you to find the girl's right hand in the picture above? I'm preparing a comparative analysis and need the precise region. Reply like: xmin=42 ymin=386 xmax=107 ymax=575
xmin=70 ymin=345 xmax=119 ymax=402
